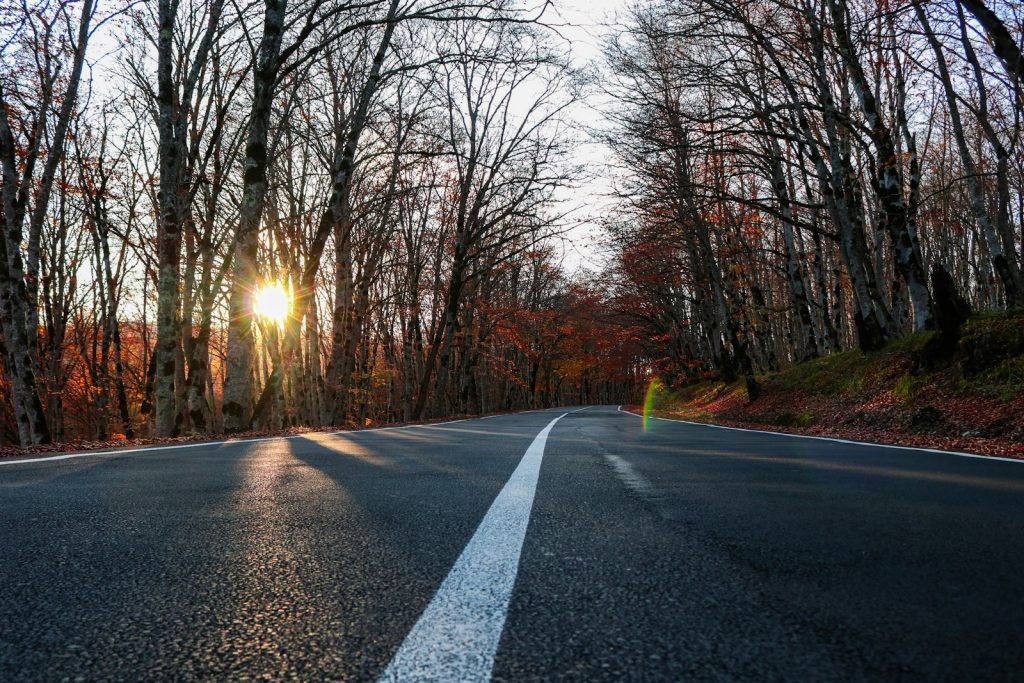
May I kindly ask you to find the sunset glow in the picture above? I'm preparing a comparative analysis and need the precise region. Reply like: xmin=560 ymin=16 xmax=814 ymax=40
xmin=252 ymin=282 xmax=290 ymax=326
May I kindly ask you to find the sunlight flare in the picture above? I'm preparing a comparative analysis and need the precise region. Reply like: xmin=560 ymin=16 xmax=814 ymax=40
xmin=252 ymin=281 xmax=291 ymax=326
xmin=642 ymin=377 xmax=662 ymax=432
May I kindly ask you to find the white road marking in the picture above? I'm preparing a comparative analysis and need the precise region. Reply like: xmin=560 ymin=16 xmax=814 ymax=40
xmin=0 ymin=409 xmax=560 ymax=467
xmin=378 ymin=414 xmax=566 ymax=683
xmin=616 ymin=405 xmax=1023 ymax=464
xmin=0 ymin=436 xmax=293 ymax=466
xmin=603 ymin=452 xmax=656 ymax=497
xmin=601 ymin=452 xmax=679 ymax=520
xmin=420 ymin=418 xmax=471 ymax=427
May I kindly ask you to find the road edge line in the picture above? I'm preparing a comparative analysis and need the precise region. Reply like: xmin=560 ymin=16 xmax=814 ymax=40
xmin=616 ymin=405 xmax=1023 ymax=465
xmin=0 ymin=408 xmax=571 ymax=467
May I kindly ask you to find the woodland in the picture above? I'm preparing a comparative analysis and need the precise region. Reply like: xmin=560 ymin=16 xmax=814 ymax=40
xmin=1 ymin=0 xmax=1022 ymax=447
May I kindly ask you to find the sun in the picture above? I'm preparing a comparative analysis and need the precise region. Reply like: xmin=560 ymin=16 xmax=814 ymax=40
xmin=252 ymin=282 xmax=291 ymax=326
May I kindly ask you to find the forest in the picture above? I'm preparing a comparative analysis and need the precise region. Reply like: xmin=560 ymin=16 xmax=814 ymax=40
xmin=1 ymin=0 xmax=1022 ymax=447
xmin=602 ymin=0 xmax=1024 ymax=403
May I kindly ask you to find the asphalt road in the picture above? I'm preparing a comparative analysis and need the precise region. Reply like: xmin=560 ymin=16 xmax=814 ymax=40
xmin=1 ymin=405 xmax=1022 ymax=681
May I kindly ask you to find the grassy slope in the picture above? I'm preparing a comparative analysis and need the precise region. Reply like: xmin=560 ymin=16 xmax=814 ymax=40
xmin=639 ymin=311 xmax=1024 ymax=458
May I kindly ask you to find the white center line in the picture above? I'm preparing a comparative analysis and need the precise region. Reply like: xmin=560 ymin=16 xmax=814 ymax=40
xmin=378 ymin=414 xmax=566 ymax=683
xmin=603 ymin=452 xmax=656 ymax=497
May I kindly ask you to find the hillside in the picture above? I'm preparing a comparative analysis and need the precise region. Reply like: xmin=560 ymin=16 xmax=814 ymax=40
xmin=634 ymin=311 xmax=1024 ymax=459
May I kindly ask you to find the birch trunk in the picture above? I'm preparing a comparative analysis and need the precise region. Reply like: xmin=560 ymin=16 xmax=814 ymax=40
xmin=916 ymin=2 xmax=1023 ymax=306
xmin=828 ymin=0 xmax=933 ymax=331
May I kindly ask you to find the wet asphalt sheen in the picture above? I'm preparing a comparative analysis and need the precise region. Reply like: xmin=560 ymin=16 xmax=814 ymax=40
xmin=1 ymin=406 xmax=1022 ymax=681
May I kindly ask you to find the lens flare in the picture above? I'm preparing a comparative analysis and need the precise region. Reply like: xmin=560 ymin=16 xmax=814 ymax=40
xmin=252 ymin=282 xmax=290 ymax=326
xmin=642 ymin=377 xmax=662 ymax=432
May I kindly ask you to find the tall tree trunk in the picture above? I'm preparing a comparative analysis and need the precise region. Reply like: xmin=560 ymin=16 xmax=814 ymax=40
xmin=916 ymin=2 xmax=1023 ymax=306
xmin=956 ymin=0 xmax=1024 ymax=100
xmin=223 ymin=0 xmax=287 ymax=432
xmin=154 ymin=0 xmax=184 ymax=437
xmin=412 ymin=256 xmax=466 ymax=420
xmin=828 ymin=0 xmax=933 ymax=330
xmin=766 ymin=136 xmax=818 ymax=361
xmin=0 ymin=0 xmax=96 ymax=445
xmin=155 ymin=0 xmax=223 ymax=435
xmin=326 ymin=220 xmax=354 ymax=424
xmin=0 ymin=104 xmax=51 ymax=446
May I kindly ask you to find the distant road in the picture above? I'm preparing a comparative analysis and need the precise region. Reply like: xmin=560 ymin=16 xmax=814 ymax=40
xmin=1 ymin=406 xmax=1022 ymax=681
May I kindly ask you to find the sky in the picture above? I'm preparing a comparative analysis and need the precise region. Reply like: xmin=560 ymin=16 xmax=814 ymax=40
xmin=81 ymin=0 xmax=631 ymax=279
xmin=545 ymin=0 xmax=630 ymax=276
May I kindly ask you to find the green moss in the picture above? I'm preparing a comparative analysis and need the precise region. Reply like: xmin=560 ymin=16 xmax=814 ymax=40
xmin=657 ymin=310 xmax=1023 ymax=415
xmin=671 ymin=381 xmax=735 ymax=406
xmin=841 ymin=375 xmax=864 ymax=394
xmin=772 ymin=409 xmax=817 ymax=428
xmin=958 ymin=313 xmax=1024 ymax=374
xmin=893 ymin=373 xmax=921 ymax=402
xmin=886 ymin=329 xmax=936 ymax=353
xmin=653 ymin=408 xmax=715 ymax=422
xmin=959 ymin=356 xmax=1024 ymax=402
xmin=762 ymin=330 xmax=940 ymax=399
xmin=765 ymin=348 xmax=866 ymax=395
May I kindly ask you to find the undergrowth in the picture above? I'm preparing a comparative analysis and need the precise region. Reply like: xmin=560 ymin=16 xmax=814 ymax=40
xmin=650 ymin=311 xmax=1024 ymax=451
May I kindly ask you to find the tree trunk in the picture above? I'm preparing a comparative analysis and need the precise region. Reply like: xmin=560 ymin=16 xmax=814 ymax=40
xmin=223 ymin=0 xmax=287 ymax=432
xmin=916 ymin=2 xmax=1023 ymax=306
xmin=828 ymin=0 xmax=933 ymax=330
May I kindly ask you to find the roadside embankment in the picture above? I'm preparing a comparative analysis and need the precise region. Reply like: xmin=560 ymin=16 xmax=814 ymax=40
xmin=629 ymin=311 xmax=1024 ymax=459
